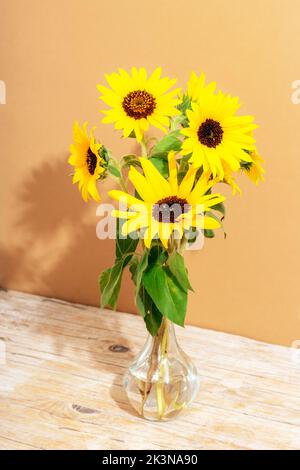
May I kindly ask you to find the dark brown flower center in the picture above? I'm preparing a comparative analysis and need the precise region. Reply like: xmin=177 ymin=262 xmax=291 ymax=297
xmin=86 ymin=148 xmax=98 ymax=175
xmin=152 ymin=196 xmax=190 ymax=223
xmin=197 ymin=118 xmax=223 ymax=148
xmin=122 ymin=90 xmax=156 ymax=120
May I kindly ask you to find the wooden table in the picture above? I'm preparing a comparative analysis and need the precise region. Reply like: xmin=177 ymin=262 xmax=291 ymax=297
xmin=0 ymin=289 xmax=300 ymax=450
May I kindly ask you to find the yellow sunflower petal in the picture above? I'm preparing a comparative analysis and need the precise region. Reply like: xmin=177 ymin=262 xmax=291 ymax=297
xmin=108 ymin=190 xmax=142 ymax=208
xmin=193 ymin=215 xmax=221 ymax=230
xmin=178 ymin=166 xmax=197 ymax=199
xmin=121 ymin=215 xmax=148 ymax=236
xmin=111 ymin=210 xmax=138 ymax=219
xmin=128 ymin=166 xmax=156 ymax=202
xmin=158 ymin=222 xmax=174 ymax=249
xmin=188 ymin=171 xmax=212 ymax=204
xmin=139 ymin=157 xmax=171 ymax=199
xmin=201 ymin=194 xmax=226 ymax=211
xmin=87 ymin=179 xmax=101 ymax=202
xmin=143 ymin=227 xmax=154 ymax=248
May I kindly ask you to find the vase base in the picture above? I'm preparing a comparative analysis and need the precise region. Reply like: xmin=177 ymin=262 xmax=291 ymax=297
xmin=124 ymin=368 xmax=199 ymax=421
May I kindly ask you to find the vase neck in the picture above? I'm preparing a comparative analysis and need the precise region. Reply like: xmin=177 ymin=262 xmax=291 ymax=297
xmin=148 ymin=318 xmax=178 ymax=357
xmin=158 ymin=317 xmax=175 ymax=340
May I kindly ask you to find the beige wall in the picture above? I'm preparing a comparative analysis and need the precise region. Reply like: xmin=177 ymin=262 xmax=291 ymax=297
xmin=1 ymin=0 xmax=300 ymax=346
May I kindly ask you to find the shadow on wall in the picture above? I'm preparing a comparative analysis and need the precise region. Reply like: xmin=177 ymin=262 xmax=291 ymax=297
xmin=0 ymin=155 xmax=135 ymax=311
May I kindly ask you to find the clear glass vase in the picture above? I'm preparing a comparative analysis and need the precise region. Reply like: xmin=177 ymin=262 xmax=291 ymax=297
xmin=124 ymin=318 xmax=199 ymax=421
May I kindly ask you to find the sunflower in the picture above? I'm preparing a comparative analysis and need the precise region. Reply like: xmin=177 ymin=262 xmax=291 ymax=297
xmin=187 ymin=71 xmax=216 ymax=104
xmin=97 ymin=67 xmax=181 ymax=142
xmin=68 ymin=122 xmax=106 ymax=202
xmin=108 ymin=151 xmax=225 ymax=249
xmin=241 ymin=149 xmax=265 ymax=185
xmin=181 ymin=89 xmax=258 ymax=179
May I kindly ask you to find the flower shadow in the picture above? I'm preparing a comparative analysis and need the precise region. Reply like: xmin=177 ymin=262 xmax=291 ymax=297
xmin=0 ymin=154 xmax=137 ymax=378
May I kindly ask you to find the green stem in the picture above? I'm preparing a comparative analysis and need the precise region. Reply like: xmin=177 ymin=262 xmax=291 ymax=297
xmin=140 ymin=136 xmax=148 ymax=157
xmin=179 ymin=235 xmax=187 ymax=255
xmin=118 ymin=176 xmax=128 ymax=192
xmin=169 ymin=117 xmax=177 ymax=132
xmin=167 ymin=232 xmax=179 ymax=255
xmin=156 ymin=318 xmax=169 ymax=419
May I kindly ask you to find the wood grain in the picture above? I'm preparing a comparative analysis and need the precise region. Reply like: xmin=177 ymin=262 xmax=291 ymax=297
xmin=0 ymin=289 xmax=300 ymax=450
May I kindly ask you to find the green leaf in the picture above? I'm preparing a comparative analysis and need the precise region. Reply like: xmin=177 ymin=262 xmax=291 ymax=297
xmin=149 ymin=156 xmax=169 ymax=178
xmin=148 ymin=244 xmax=167 ymax=266
xmin=100 ymin=219 xmax=139 ymax=310
xmin=206 ymin=211 xmax=221 ymax=223
xmin=128 ymin=130 xmax=136 ymax=138
xmin=130 ymin=251 xmax=148 ymax=316
xmin=135 ymin=251 xmax=149 ymax=294
xmin=206 ymin=211 xmax=227 ymax=238
xmin=99 ymin=267 xmax=112 ymax=294
xmin=177 ymin=157 xmax=190 ymax=183
xmin=194 ymin=166 xmax=204 ymax=185
xmin=129 ymin=255 xmax=139 ymax=283
xmin=212 ymin=201 xmax=226 ymax=217
xmin=130 ymin=251 xmax=149 ymax=317
xmin=130 ymin=246 xmax=168 ymax=335
xmin=116 ymin=218 xmax=139 ymax=262
xmin=130 ymin=252 xmax=163 ymax=334
xmin=177 ymin=94 xmax=192 ymax=114
xmin=99 ymin=259 xmax=125 ymax=309
xmin=143 ymin=292 xmax=163 ymax=336
xmin=204 ymin=229 xmax=215 ymax=238
xmin=240 ymin=158 xmax=252 ymax=171
xmin=185 ymin=227 xmax=199 ymax=245
xmin=143 ymin=264 xmax=187 ymax=326
xmin=167 ymin=251 xmax=193 ymax=292
xmin=134 ymin=284 xmax=162 ymax=335
xmin=150 ymin=131 xmax=182 ymax=158
xmin=99 ymin=146 xmax=109 ymax=166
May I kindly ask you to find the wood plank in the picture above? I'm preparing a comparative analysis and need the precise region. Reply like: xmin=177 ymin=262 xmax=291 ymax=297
xmin=0 ymin=290 xmax=300 ymax=450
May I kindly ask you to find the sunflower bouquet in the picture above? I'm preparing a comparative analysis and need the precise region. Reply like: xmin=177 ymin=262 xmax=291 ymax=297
xmin=69 ymin=67 xmax=264 ymax=420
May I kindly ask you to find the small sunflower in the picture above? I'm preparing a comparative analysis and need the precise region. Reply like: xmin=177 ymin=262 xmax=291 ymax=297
xmin=68 ymin=122 xmax=106 ymax=202
xmin=181 ymin=89 xmax=258 ymax=178
xmin=108 ymin=151 xmax=225 ymax=249
xmin=97 ymin=67 xmax=181 ymax=142
xmin=187 ymin=71 xmax=216 ymax=103
xmin=241 ymin=149 xmax=265 ymax=185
